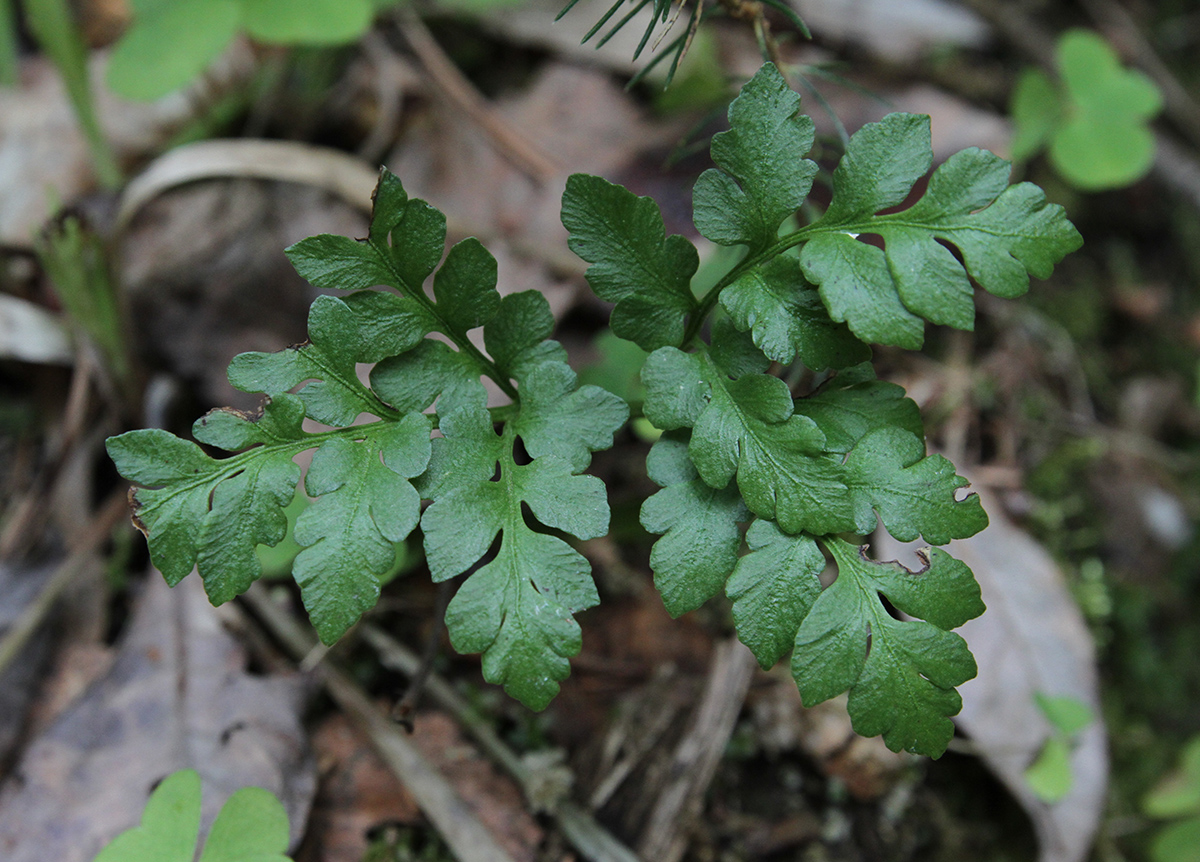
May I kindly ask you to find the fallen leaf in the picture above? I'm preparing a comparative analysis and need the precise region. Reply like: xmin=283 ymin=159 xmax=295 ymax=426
xmin=307 ymin=714 xmax=421 ymax=862
xmin=410 ymin=712 xmax=543 ymax=862
xmin=0 ymin=295 xmax=73 ymax=365
xmin=0 ymin=573 xmax=316 ymax=861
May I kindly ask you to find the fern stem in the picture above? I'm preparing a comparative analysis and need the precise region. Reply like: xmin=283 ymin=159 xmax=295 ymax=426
xmin=366 ymin=236 xmax=521 ymax=403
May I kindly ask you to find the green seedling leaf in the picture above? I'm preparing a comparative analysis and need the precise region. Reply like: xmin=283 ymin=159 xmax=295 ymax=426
xmin=1145 ymin=736 xmax=1200 ymax=819
xmin=94 ymin=769 xmax=201 ymax=862
xmin=693 ymin=62 xmax=818 ymax=250
xmin=1025 ymin=737 xmax=1074 ymax=803
xmin=1051 ymin=29 xmax=1162 ymax=190
xmin=1023 ymin=694 xmax=1093 ymax=804
xmin=241 ymin=0 xmax=373 ymax=44
xmin=93 ymin=769 xmax=292 ymax=862
xmin=107 ymin=0 xmax=240 ymax=101
xmin=1010 ymin=29 xmax=1163 ymax=190
xmin=199 ymin=787 xmax=290 ymax=862
xmin=108 ymin=0 xmax=376 ymax=100
xmin=1 ymin=0 xmax=19 ymax=86
xmin=1010 ymin=68 xmax=1061 ymax=162
xmin=792 ymin=539 xmax=983 ymax=756
xmin=420 ymin=398 xmax=623 ymax=710
xmin=640 ymin=433 xmax=749 ymax=616
xmin=641 ymin=346 xmax=855 ymax=535
xmin=562 ymin=173 xmax=699 ymax=351
xmin=799 ymin=113 xmax=1081 ymax=347
xmin=1150 ymin=818 xmax=1200 ymax=862
xmin=1034 ymin=692 xmax=1094 ymax=736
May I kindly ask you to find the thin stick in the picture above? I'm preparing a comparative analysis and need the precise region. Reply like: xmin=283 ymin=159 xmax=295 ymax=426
xmin=361 ymin=625 xmax=642 ymax=862
xmin=242 ymin=585 xmax=519 ymax=862
xmin=636 ymin=637 xmax=758 ymax=862
xmin=390 ymin=579 xmax=453 ymax=728
xmin=0 ymin=490 xmax=128 ymax=676
xmin=395 ymin=6 xmax=560 ymax=182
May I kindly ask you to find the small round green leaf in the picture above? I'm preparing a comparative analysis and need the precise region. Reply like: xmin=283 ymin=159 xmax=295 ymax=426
xmin=106 ymin=0 xmax=240 ymax=101
xmin=1050 ymin=116 xmax=1155 ymax=191
xmin=198 ymin=786 xmax=291 ymax=862
xmin=1025 ymin=737 xmax=1074 ymax=803
xmin=241 ymin=0 xmax=373 ymax=45
xmin=94 ymin=769 xmax=201 ymax=862
xmin=1009 ymin=68 xmax=1060 ymax=161
xmin=1150 ymin=818 xmax=1200 ymax=862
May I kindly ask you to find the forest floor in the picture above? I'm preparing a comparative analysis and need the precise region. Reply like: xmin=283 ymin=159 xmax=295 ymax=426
xmin=1 ymin=2 xmax=1199 ymax=861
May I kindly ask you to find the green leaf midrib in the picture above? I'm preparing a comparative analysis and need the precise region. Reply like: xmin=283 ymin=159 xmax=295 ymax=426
xmin=699 ymin=352 xmax=833 ymax=509
xmin=823 ymin=538 xmax=916 ymax=704
xmin=502 ymin=424 xmax=522 ymax=612
xmin=143 ymin=422 xmax=392 ymax=509
xmin=300 ymin=341 xmax=402 ymax=422
xmin=156 ymin=400 xmax=526 ymax=512
xmin=686 ymin=210 xmax=1033 ymax=346
xmin=824 ymin=538 xmax=942 ymax=699
xmin=364 ymin=234 xmax=520 ymax=402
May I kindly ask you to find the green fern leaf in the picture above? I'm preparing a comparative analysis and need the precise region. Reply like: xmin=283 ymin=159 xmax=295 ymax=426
xmin=793 ymin=538 xmax=984 ymax=756
xmin=641 ymin=343 xmax=855 ymax=535
xmin=109 ymin=169 xmax=627 ymax=675
xmin=720 ymin=256 xmax=869 ymax=369
xmin=106 ymin=396 xmax=307 ymax=599
xmin=561 ymin=173 xmax=699 ymax=351
xmin=640 ymin=433 xmax=749 ymax=616
xmin=726 ymin=519 xmax=824 ymax=668
xmin=420 ymin=395 xmax=623 ymax=709
xmin=693 ymin=63 xmax=817 ymax=250
xmin=799 ymin=113 xmax=1082 ymax=347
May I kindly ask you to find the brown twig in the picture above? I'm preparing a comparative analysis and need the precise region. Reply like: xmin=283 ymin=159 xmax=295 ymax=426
xmin=241 ymin=584 xmax=520 ymax=862
xmin=394 ymin=6 xmax=560 ymax=182
xmin=636 ymin=637 xmax=758 ymax=862
xmin=361 ymin=624 xmax=642 ymax=862
xmin=0 ymin=490 xmax=128 ymax=676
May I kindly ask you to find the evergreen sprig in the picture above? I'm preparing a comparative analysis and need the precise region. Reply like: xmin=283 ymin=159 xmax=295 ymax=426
xmin=109 ymin=62 xmax=1081 ymax=755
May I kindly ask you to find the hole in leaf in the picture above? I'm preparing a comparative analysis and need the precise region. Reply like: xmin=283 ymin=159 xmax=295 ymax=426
xmin=511 ymin=435 xmax=532 ymax=466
